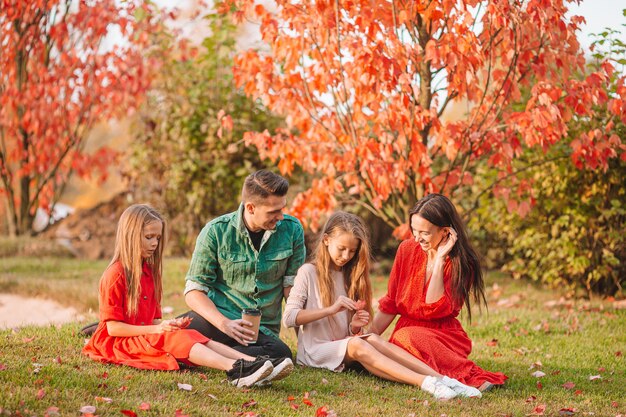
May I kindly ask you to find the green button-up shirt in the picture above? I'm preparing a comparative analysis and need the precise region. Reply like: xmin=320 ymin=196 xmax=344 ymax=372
xmin=184 ymin=205 xmax=306 ymax=337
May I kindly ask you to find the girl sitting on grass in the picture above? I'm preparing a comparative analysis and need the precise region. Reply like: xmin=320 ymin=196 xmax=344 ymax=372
xmin=82 ymin=204 xmax=282 ymax=388
xmin=283 ymin=212 xmax=481 ymax=400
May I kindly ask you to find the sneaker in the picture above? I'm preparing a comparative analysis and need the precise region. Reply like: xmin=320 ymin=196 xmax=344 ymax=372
xmin=441 ymin=376 xmax=482 ymax=398
xmin=80 ymin=321 xmax=99 ymax=336
xmin=421 ymin=376 xmax=458 ymax=400
xmin=253 ymin=356 xmax=294 ymax=386
xmin=226 ymin=358 xmax=273 ymax=388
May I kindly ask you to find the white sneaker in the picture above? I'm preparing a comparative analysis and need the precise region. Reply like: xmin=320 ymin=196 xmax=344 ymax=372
xmin=441 ymin=376 xmax=482 ymax=398
xmin=421 ymin=376 xmax=458 ymax=400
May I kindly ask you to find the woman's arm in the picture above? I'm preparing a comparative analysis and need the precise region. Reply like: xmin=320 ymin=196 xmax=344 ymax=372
xmin=369 ymin=311 xmax=395 ymax=335
xmin=106 ymin=319 xmax=179 ymax=337
xmin=425 ymin=229 xmax=458 ymax=304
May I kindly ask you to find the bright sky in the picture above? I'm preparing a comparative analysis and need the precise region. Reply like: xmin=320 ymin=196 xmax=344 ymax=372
xmin=567 ymin=0 xmax=625 ymax=53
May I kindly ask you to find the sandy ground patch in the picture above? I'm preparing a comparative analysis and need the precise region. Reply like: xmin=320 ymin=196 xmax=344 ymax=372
xmin=0 ymin=293 xmax=84 ymax=329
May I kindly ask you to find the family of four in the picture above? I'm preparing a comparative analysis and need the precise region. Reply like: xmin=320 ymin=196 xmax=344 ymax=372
xmin=83 ymin=170 xmax=507 ymax=399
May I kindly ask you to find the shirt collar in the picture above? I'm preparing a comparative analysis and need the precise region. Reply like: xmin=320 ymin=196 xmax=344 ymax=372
xmin=232 ymin=203 xmax=281 ymax=236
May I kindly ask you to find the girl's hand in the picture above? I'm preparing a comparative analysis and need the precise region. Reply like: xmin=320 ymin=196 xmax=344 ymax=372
xmin=351 ymin=309 xmax=370 ymax=328
xmin=436 ymin=228 xmax=457 ymax=259
xmin=331 ymin=295 xmax=357 ymax=314
xmin=157 ymin=319 xmax=181 ymax=333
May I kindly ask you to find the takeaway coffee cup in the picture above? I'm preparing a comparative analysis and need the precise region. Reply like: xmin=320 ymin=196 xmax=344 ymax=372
xmin=242 ymin=308 xmax=261 ymax=343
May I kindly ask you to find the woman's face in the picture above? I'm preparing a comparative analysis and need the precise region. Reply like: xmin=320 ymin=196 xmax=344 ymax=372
xmin=411 ymin=215 xmax=447 ymax=252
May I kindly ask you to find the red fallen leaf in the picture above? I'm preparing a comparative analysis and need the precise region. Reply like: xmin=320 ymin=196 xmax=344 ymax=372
xmin=598 ymin=367 xmax=606 ymax=372
xmin=528 ymin=404 xmax=546 ymax=415
xmin=303 ymin=399 xmax=314 ymax=406
xmin=493 ymin=352 xmax=503 ymax=357
xmin=487 ymin=339 xmax=498 ymax=347
xmin=35 ymin=379 xmax=44 ymax=385
xmin=287 ymin=396 xmax=295 ymax=401
xmin=44 ymin=406 xmax=60 ymax=417
xmin=36 ymin=389 xmax=46 ymax=399
xmin=537 ymin=381 xmax=543 ymax=390
xmin=574 ymin=390 xmax=583 ymax=396
xmin=101 ymin=372 xmax=108 ymax=379
xmin=611 ymin=401 xmax=619 ymax=407
xmin=118 ymin=386 xmax=128 ymax=392
xmin=290 ymin=403 xmax=299 ymax=410
xmin=53 ymin=356 xmax=62 ymax=364
xmin=121 ymin=410 xmax=137 ymax=417
xmin=23 ymin=336 xmax=36 ymax=343
xmin=558 ymin=408 xmax=576 ymax=415
xmin=551 ymin=370 xmax=561 ymax=375
xmin=124 ymin=375 xmax=133 ymax=380
xmin=526 ymin=396 xmax=537 ymax=403
xmin=316 ymin=405 xmax=329 ymax=417
xmin=197 ymin=373 xmax=208 ymax=381
xmin=562 ymin=382 xmax=575 ymax=390
xmin=355 ymin=300 xmax=366 ymax=310
xmin=304 ymin=391 xmax=311 ymax=399
xmin=0 ymin=363 xmax=7 ymax=371
xmin=615 ymin=351 xmax=622 ymax=357
xmin=139 ymin=402 xmax=150 ymax=410
xmin=242 ymin=399 xmax=257 ymax=408
xmin=336 ymin=392 xmax=346 ymax=397
xmin=174 ymin=410 xmax=189 ymax=417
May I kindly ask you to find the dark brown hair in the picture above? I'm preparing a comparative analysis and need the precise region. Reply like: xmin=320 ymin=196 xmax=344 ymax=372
xmin=242 ymin=170 xmax=289 ymax=204
xmin=409 ymin=193 xmax=486 ymax=320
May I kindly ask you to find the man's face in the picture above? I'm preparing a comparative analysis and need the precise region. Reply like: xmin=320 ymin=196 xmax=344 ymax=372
xmin=244 ymin=195 xmax=287 ymax=231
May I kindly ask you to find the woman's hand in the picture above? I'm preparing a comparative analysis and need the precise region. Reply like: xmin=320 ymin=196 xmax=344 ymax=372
xmin=436 ymin=228 xmax=458 ymax=259
xmin=330 ymin=295 xmax=357 ymax=314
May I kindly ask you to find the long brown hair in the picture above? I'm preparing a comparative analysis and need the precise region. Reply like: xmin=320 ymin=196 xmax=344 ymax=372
xmin=313 ymin=211 xmax=373 ymax=316
xmin=109 ymin=204 xmax=165 ymax=317
xmin=409 ymin=194 xmax=486 ymax=320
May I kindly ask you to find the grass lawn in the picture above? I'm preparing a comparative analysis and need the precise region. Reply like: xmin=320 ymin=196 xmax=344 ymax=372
xmin=0 ymin=257 xmax=624 ymax=416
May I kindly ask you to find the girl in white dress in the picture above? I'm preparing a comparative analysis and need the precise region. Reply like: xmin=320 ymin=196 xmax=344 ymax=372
xmin=283 ymin=212 xmax=482 ymax=400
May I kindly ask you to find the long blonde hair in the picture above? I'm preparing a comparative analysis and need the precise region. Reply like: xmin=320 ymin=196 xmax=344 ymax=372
xmin=313 ymin=211 xmax=373 ymax=316
xmin=110 ymin=204 xmax=165 ymax=317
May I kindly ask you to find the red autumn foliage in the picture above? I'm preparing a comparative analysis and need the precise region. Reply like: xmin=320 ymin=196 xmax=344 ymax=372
xmin=219 ymin=0 xmax=625 ymax=233
xmin=0 ymin=0 xmax=163 ymax=235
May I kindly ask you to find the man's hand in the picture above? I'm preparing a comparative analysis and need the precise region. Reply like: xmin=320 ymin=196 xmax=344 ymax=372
xmin=221 ymin=318 xmax=257 ymax=345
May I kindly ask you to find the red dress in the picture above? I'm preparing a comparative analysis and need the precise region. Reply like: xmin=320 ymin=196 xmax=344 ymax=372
xmin=378 ymin=240 xmax=507 ymax=387
xmin=83 ymin=261 xmax=209 ymax=370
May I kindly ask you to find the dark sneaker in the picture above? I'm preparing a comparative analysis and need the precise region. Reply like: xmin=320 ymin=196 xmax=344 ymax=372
xmin=80 ymin=321 xmax=99 ymax=336
xmin=226 ymin=358 xmax=273 ymax=388
xmin=253 ymin=356 xmax=294 ymax=386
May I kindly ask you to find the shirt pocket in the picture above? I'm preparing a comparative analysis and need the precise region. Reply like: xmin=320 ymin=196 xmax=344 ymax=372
xmin=258 ymin=248 xmax=293 ymax=283
xmin=218 ymin=252 xmax=255 ymax=292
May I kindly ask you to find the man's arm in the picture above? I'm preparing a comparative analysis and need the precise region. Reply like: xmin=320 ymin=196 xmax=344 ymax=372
xmin=282 ymin=221 xmax=306 ymax=299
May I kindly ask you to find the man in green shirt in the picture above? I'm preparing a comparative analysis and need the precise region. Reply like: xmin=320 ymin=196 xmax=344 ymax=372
xmin=182 ymin=170 xmax=305 ymax=364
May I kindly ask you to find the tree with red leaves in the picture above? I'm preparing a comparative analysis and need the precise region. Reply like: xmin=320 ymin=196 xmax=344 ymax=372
xmin=0 ymin=0 xmax=160 ymax=235
xmin=222 ymin=0 xmax=625 ymax=235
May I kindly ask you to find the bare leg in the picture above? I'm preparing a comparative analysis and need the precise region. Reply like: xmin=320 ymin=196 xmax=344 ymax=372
xmin=345 ymin=337 xmax=426 ymax=386
xmin=188 ymin=343 xmax=237 ymax=371
xmin=204 ymin=340 xmax=256 ymax=361
xmin=363 ymin=334 xmax=440 ymax=377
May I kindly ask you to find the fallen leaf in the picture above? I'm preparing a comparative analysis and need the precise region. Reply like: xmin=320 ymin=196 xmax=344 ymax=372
xmin=139 ymin=402 xmax=150 ymax=410
xmin=121 ymin=410 xmax=137 ymax=417
xmin=321 ymin=378 xmax=329 ymax=384
xmin=101 ymin=372 xmax=108 ymax=379
xmin=537 ymin=381 xmax=543 ymax=390
xmin=79 ymin=405 xmax=96 ymax=414
xmin=242 ymin=399 xmax=257 ymax=408
xmin=44 ymin=406 xmax=60 ymax=417
xmin=526 ymin=396 xmax=537 ymax=403
xmin=558 ymin=408 xmax=576 ymax=415
xmin=207 ymin=394 xmax=217 ymax=400
xmin=197 ymin=373 xmax=208 ymax=381
xmin=487 ymin=339 xmax=498 ymax=347
xmin=23 ymin=336 xmax=36 ymax=343
xmin=53 ymin=356 xmax=62 ymax=364
xmin=287 ymin=396 xmax=295 ymax=401
xmin=117 ymin=385 xmax=128 ymax=392
xmin=529 ymin=361 xmax=543 ymax=370
xmin=574 ymin=390 xmax=583 ymax=396
xmin=317 ymin=405 xmax=329 ymax=417
xmin=36 ymin=389 xmax=45 ymax=399
xmin=531 ymin=371 xmax=546 ymax=378
xmin=303 ymin=398 xmax=314 ymax=406
xmin=0 ymin=363 xmax=7 ymax=371
xmin=616 ymin=351 xmax=622 ymax=357
xmin=290 ymin=403 xmax=299 ymax=410
xmin=611 ymin=401 xmax=619 ymax=407
xmin=589 ymin=375 xmax=602 ymax=381
xmin=177 ymin=383 xmax=193 ymax=391
xmin=94 ymin=397 xmax=112 ymax=403
xmin=562 ymin=382 xmax=575 ymax=390
xmin=528 ymin=404 xmax=546 ymax=415
xmin=174 ymin=410 xmax=189 ymax=417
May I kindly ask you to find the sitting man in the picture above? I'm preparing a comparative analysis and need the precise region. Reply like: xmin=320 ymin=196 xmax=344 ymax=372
xmin=181 ymin=170 xmax=305 ymax=382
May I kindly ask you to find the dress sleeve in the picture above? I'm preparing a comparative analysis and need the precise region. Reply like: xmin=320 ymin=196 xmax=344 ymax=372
xmin=282 ymin=264 xmax=312 ymax=328
xmin=378 ymin=241 xmax=408 ymax=315
xmin=99 ymin=265 xmax=126 ymax=322
xmin=184 ymin=223 xmax=219 ymax=295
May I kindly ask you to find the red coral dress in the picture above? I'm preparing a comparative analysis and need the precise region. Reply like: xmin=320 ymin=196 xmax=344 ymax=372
xmin=83 ymin=261 xmax=209 ymax=370
xmin=378 ymin=240 xmax=507 ymax=388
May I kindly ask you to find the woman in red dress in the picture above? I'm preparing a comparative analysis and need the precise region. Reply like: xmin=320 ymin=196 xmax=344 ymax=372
xmin=82 ymin=204 xmax=284 ymax=388
xmin=371 ymin=194 xmax=507 ymax=391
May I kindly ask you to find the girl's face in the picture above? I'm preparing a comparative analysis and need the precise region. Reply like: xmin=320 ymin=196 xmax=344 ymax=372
xmin=141 ymin=220 xmax=162 ymax=259
xmin=324 ymin=231 xmax=360 ymax=270
xmin=411 ymin=215 xmax=447 ymax=253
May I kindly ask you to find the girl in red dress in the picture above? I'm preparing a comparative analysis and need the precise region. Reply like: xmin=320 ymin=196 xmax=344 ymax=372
xmin=371 ymin=194 xmax=508 ymax=391
xmin=82 ymin=204 xmax=276 ymax=388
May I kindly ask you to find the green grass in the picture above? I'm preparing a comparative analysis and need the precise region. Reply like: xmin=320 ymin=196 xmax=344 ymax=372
xmin=1 ymin=258 xmax=624 ymax=416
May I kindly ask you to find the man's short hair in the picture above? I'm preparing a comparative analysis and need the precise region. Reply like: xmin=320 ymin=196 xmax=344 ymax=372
xmin=242 ymin=170 xmax=289 ymax=204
